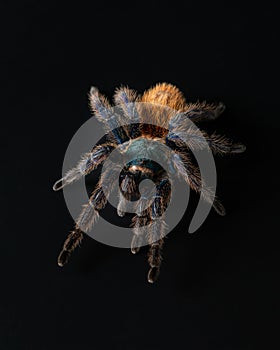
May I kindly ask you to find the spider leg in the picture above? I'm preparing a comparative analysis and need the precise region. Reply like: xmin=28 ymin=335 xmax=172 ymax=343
xmin=89 ymin=86 xmax=129 ymax=144
xmin=147 ymin=223 xmax=165 ymax=284
xmin=57 ymin=165 xmax=118 ymax=266
xmin=166 ymin=127 xmax=245 ymax=155
xmin=114 ymin=86 xmax=141 ymax=138
xmin=131 ymin=212 xmax=149 ymax=254
xmin=57 ymin=228 xmax=83 ymax=267
xmin=114 ymin=87 xmax=139 ymax=121
xmin=204 ymin=132 xmax=246 ymax=154
xmin=117 ymin=193 xmax=127 ymax=218
xmin=131 ymin=210 xmax=167 ymax=282
xmin=53 ymin=143 xmax=115 ymax=191
xmin=117 ymin=173 xmax=137 ymax=217
xmin=167 ymin=113 xmax=245 ymax=155
xmin=118 ymin=170 xmax=149 ymax=253
xmin=183 ymin=101 xmax=225 ymax=122
xmin=151 ymin=178 xmax=171 ymax=220
xmin=130 ymin=167 xmax=170 ymax=256
xmin=130 ymin=183 xmax=153 ymax=254
xmin=147 ymin=210 xmax=169 ymax=282
xmin=170 ymin=151 xmax=226 ymax=216
xmin=147 ymin=178 xmax=171 ymax=283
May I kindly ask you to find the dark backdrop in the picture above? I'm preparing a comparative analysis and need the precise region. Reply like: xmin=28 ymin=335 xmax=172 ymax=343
xmin=1 ymin=1 xmax=279 ymax=349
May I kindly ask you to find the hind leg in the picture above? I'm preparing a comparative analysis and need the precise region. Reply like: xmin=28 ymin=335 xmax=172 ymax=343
xmin=183 ymin=101 xmax=225 ymax=122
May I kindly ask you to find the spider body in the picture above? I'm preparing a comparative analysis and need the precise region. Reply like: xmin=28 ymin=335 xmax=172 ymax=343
xmin=53 ymin=83 xmax=245 ymax=283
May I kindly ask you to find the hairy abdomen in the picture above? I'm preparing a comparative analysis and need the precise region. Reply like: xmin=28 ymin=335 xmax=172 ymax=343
xmin=140 ymin=82 xmax=186 ymax=134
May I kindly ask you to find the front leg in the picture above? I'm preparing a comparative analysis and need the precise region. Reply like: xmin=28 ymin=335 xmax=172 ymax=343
xmin=53 ymin=143 xmax=115 ymax=191
xmin=147 ymin=178 xmax=171 ymax=283
xmin=131 ymin=213 xmax=149 ymax=254
xmin=147 ymin=216 xmax=168 ymax=284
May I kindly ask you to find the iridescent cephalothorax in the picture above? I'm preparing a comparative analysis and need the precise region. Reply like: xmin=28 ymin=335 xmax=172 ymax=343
xmin=53 ymin=83 xmax=245 ymax=283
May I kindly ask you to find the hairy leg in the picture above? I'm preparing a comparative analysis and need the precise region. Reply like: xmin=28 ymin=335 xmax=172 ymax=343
xmin=131 ymin=212 xmax=167 ymax=283
xmin=147 ymin=235 xmax=164 ymax=283
xmin=114 ymin=87 xmax=139 ymax=120
xmin=147 ymin=178 xmax=170 ymax=283
xmin=130 ymin=167 xmax=170 ymax=256
xmin=131 ymin=213 xmax=149 ymax=254
xmin=171 ymin=151 xmax=226 ymax=215
xmin=119 ymin=170 xmax=149 ymax=253
xmin=167 ymin=111 xmax=245 ymax=155
xmin=130 ymin=181 xmax=153 ymax=254
xmin=53 ymin=143 xmax=115 ymax=191
xmin=147 ymin=215 xmax=168 ymax=284
xmin=151 ymin=178 xmax=171 ymax=219
xmin=117 ymin=173 xmax=137 ymax=217
xmin=183 ymin=101 xmax=225 ymax=122
xmin=114 ymin=86 xmax=141 ymax=139
xmin=57 ymin=166 xmax=118 ymax=266
xmin=57 ymin=228 xmax=83 ymax=267
xmin=89 ymin=86 xmax=129 ymax=144
xmin=203 ymin=132 xmax=246 ymax=154
xmin=166 ymin=127 xmax=245 ymax=155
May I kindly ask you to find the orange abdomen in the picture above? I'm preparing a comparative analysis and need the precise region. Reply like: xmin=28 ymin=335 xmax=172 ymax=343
xmin=140 ymin=83 xmax=187 ymax=135
xmin=141 ymin=82 xmax=186 ymax=112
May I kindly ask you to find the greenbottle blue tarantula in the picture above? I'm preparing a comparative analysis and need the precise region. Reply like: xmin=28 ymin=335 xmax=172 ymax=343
xmin=53 ymin=83 xmax=245 ymax=283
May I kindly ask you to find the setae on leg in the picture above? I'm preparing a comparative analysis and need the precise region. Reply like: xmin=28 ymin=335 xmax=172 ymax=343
xmin=57 ymin=167 xmax=118 ymax=266
xmin=170 ymin=151 xmax=226 ymax=216
xmin=147 ymin=215 xmax=168 ymax=284
xmin=147 ymin=178 xmax=171 ymax=283
xmin=53 ymin=143 xmax=115 ymax=191
xmin=183 ymin=101 xmax=225 ymax=122
xmin=131 ymin=213 xmax=149 ymax=254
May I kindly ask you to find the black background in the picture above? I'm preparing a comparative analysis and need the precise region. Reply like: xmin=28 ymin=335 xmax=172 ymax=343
xmin=1 ymin=1 xmax=279 ymax=349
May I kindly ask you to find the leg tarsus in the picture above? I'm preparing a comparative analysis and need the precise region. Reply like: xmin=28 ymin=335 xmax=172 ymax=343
xmin=230 ymin=143 xmax=246 ymax=153
xmin=147 ymin=240 xmax=164 ymax=283
xmin=215 ymin=102 xmax=226 ymax=117
xmin=130 ymin=214 xmax=148 ymax=254
xmin=213 ymin=198 xmax=226 ymax=216
xmin=147 ymin=266 xmax=160 ymax=283
xmin=57 ymin=228 xmax=83 ymax=267
xmin=58 ymin=250 xmax=70 ymax=267
xmin=131 ymin=233 xmax=142 ymax=254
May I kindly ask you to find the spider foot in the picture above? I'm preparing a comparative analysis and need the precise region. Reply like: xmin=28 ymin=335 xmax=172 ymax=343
xmin=231 ymin=143 xmax=246 ymax=153
xmin=213 ymin=199 xmax=226 ymax=216
xmin=147 ymin=267 xmax=160 ymax=283
xmin=131 ymin=246 xmax=140 ymax=254
xmin=131 ymin=234 xmax=142 ymax=254
xmin=57 ymin=250 xmax=70 ymax=267
xmin=215 ymin=102 xmax=226 ymax=116
xmin=117 ymin=207 xmax=125 ymax=217
xmin=53 ymin=178 xmax=65 ymax=191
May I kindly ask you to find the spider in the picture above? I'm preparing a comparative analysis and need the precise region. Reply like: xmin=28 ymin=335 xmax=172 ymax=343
xmin=53 ymin=83 xmax=245 ymax=283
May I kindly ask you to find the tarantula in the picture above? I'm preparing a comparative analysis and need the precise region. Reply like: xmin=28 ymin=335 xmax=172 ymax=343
xmin=53 ymin=83 xmax=245 ymax=283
